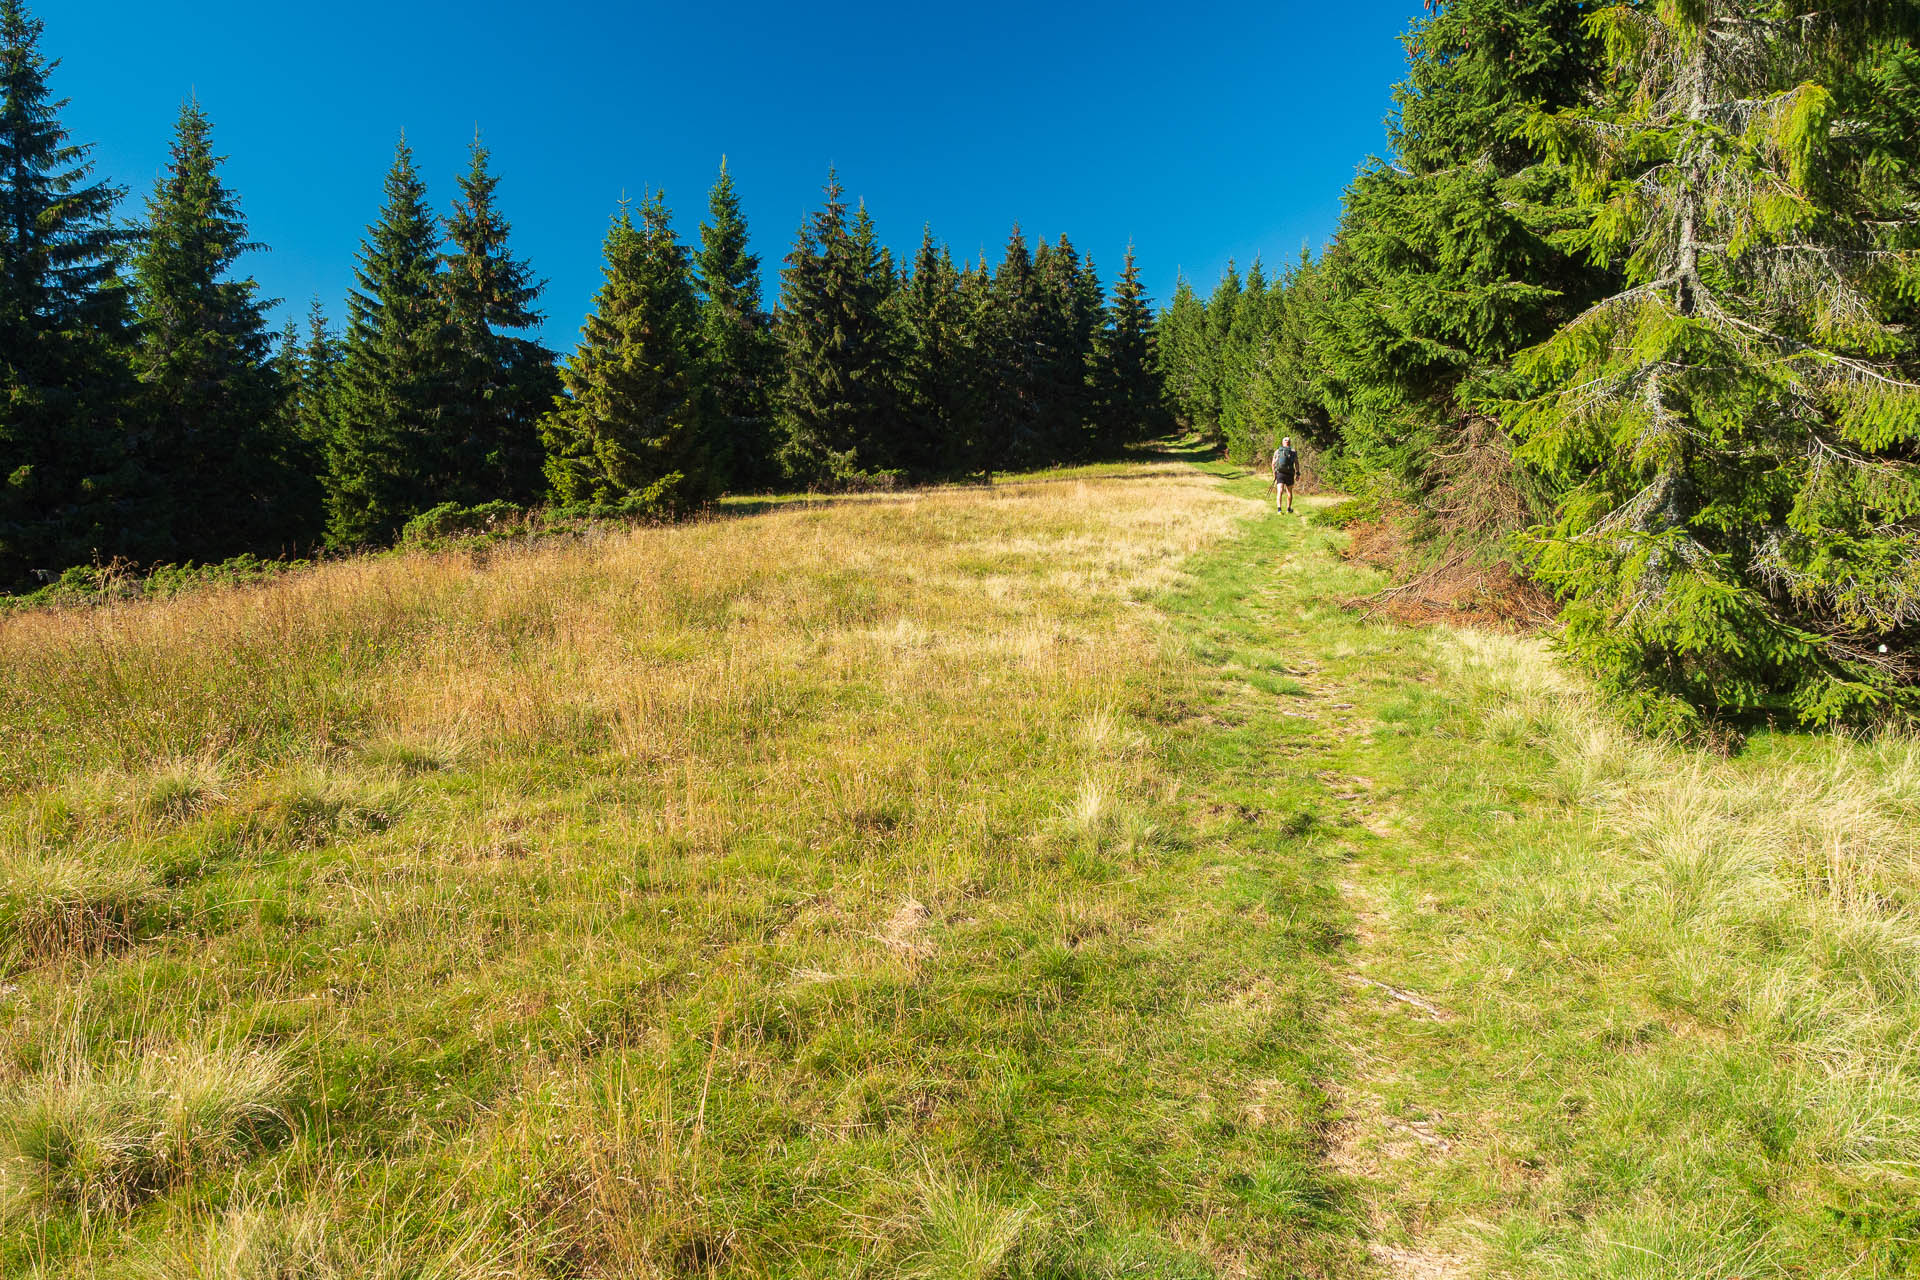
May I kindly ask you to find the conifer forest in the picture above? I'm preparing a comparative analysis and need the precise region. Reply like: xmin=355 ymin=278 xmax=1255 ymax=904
xmin=1158 ymin=0 xmax=1920 ymax=733
xmin=7 ymin=0 xmax=1918 ymax=731
xmin=0 ymin=0 xmax=1168 ymax=579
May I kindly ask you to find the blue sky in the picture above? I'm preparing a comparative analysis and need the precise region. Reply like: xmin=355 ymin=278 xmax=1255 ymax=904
xmin=43 ymin=0 xmax=1424 ymax=349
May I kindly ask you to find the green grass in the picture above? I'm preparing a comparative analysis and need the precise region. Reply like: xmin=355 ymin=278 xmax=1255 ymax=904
xmin=0 ymin=464 xmax=1369 ymax=1278
xmin=2 ymin=450 xmax=1913 ymax=1278
xmin=1185 ymin=465 xmax=1920 ymax=1278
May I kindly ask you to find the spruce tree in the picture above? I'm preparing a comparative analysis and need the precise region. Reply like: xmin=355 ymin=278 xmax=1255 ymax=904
xmin=133 ymin=99 xmax=316 ymax=560
xmin=851 ymin=201 xmax=897 ymax=299
xmin=1155 ymin=276 xmax=1208 ymax=429
xmin=272 ymin=315 xmax=302 ymax=435
xmin=540 ymin=193 xmax=708 ymax=513
xmin=1049 ymin=236 xmax=1103 ymax=458
xmin=1096 ymin=243 xmax=1169 ymax=447
xmin=442 ymin=136 xmax=557 ymax=506
xmin=1071 ymin=243 xmax=1105 ymax=420
xmin=777 ymin=173 xmax=898 ymax=482
xmin=898 ymin=225 xmax=978 ymax=477
xmin=1195 ymin=263 xmax=1243 ymax=436
xmin=1507 ymin=0 xmax=1920 ymax=729
xmin=1312 ymin=0 xmax=1604 ymax=496
xmin=0 ymin=0 xmax=136 ymax=585
xmin=985 ymin=225 xmax=1046 ymax=469
xmin=695 ymin=157 xmax=776 ymax=490
xmin=328 ymin=135 xmax=459 ymax=546
xmin=1215 ymin=257 xmax=1269 ymax=457
xmin=293 ymin=295 xmax=340 ymax=451
xmin=957 ymin=255 xmax=1002 ymax=477
xmin=1245 ymin=251 xmax=1331 ymax=453
xmin=1030 ymin=238 xmax=1076 ymax=459
xmin=850 ymin=198 xmax=906 ymax=469
xmin=270 ymin=312 xmax=325 ymax=534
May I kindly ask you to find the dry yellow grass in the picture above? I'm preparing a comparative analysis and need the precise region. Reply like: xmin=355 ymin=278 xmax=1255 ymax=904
xmin=0 ymin=476 xmax=1235 ymax=782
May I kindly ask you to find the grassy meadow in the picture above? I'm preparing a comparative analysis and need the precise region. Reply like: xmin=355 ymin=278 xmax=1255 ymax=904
xmin=2 ymin=450 xmax=1916 ymax=1278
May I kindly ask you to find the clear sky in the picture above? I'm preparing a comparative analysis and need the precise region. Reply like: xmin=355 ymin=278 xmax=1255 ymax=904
xmin=41 ymin=0 xmax=1425 ymax=350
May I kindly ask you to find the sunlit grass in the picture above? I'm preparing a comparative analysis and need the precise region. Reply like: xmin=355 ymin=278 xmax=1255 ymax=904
xmin=1331 ymin=614 xmax=1920 ymax=1278
xmin=8 ymin=449 xmax=1908 ymax=1277
xmin=0 ymin=464 xmax=1360 ymax=1278
xmin=1 ymin=1042 xmax=292 ymax=1216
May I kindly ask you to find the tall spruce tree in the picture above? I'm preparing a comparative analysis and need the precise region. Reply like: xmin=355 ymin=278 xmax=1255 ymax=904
xmin=1194 ymin=263 xmax=1243 ymax=437
xmin=442 ymin=136 xmax=557 ymax=506
xmin=1507 ymin=0 xmax=1920 ymax=730
xmin=957 ymin=254 xmax=1002 ymax=476
xmin=1031 ymin=236 xmax=1100 ymax=460
xmin=328 ymin=135 xmax=459 ymax=546
xmin=777 ymin=173 xmax=899 ymax=482
xmin=1071 ymin=244 xmax=1105 ymax=425
xmin=0 ymin=0 xmax=136 ymax=586
xmin=1217 ymin=257 xmax=1270 ymax=457
xmin=986 ymin=225 xmax=1046 ymax=469
xmin=133 ymin=99 xmax=317 ymax=560
xmin=1245 ymin=251 xmax=1331 ymax=453
xmin=1096 ymin=243 xmax=1169 ymax=447
xmin=540 ymin=193 xmax=708 ymax=513
xmin=696 ymin=157 xmax=776 ymax=490
xmin=272 ymin=314 xmax=302 ymax=434
xmin=848 ymin=198 xmax=905 ymax=470
xmin=1299 ymin=0 xmax=1608 ymax=536
xmin=898 ymin=225 xmax=978 ymax=477
xmin=1155 ymin=275 xmax=1208 ymax=430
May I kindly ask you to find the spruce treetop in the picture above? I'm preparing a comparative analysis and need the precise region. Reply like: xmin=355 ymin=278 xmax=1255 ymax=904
xmin=543 ymin=189 xmax=707 ymax=511
xmin=698 ymin=155 xmax=761 ymax=311
xmin=0 ymin=0 xmax=126 ymax=348
xmin=445 ymin=134 xmax=546 ymax=336
xmin=135 ymin=98 xmax=272 ymax=380
xmin=349 ymin=134 xmax=443 ymax=335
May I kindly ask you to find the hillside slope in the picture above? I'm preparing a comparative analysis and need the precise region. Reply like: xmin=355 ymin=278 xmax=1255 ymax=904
xmin=3 ymin=454 xmax=1916 ymax=1279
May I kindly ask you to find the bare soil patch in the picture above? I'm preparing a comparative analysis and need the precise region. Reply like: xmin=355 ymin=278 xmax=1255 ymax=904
xmin=1341 ymin=515 xmax=1555 ymax=634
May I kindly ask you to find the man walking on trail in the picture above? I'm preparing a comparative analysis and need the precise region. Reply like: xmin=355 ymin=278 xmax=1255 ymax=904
xmin=1272 ymin=437 xmax=1299 ymax=515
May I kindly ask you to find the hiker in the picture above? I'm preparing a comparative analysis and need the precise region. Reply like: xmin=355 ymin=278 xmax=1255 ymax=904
xmin=1272 ymin=437 xmax=1299 ymax=514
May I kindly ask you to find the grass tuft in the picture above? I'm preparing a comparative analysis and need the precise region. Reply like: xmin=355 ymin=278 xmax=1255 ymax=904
xmin=355 ymin=730 xmax=469 ymax=777
xmin=133 ymin=758 xmax=227 ymax=825
xmin=0 ymin=1043 xmax=293 ymax=1214
xmin=0 ymin=844 xmax=160 ymax=963
xmin=906 ymin=1175 xmax=1036 ymax=1280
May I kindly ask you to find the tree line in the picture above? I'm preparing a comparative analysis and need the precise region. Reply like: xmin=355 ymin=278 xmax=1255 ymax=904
xmin=1162 ymin=0 xmax=1920 ymax=735
xmin=0 ymin=0 xmax=1170 ymax=591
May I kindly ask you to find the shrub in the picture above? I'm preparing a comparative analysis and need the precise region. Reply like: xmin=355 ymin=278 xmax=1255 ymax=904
xmin=397 ymin=501 xmax=526 ymax=546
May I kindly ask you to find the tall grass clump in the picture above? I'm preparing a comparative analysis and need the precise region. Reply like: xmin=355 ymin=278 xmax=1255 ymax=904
xmin=0 ymin=844 xmax=160 ymax=964
xmin=132 ymin=1201 xmax=506 ymax=1280
xmin=0 ymin=1044 xmax=293 ymax=1214
xmin=135 ymin=1205 xmax=344 ymax=1280
xmin=905 ymin=1175 xmax=1037 ymax=1280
